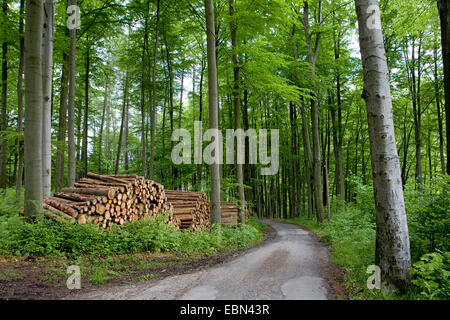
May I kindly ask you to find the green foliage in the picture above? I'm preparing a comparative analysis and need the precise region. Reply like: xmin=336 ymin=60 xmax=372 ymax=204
xmin=286 ymin=176 xmax=450 ymax=300
xmin=405 ymin=175 xmax=450 ymax=261
xmin=410 ymin=251 xmax=450 ymax=300
xmin=0 ymin=197 xmax=264 ymax=257
xmin=0 ymin=188 xmax=23 ymax=217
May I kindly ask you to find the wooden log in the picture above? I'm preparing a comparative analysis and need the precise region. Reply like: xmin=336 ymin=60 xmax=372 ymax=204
xmin=43 ymin=198 xmax=77 ymax=217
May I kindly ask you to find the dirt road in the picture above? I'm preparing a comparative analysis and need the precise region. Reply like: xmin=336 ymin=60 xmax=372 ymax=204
xmin=72 ymin=220 xmax=332 ymax=300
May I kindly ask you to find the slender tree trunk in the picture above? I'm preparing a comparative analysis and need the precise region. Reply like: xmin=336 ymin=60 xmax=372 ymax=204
xmin=304 ymin=1 xmax=324 ymax=223
xmin=55 ymin=51 xmax=68 ymax=192
xmin=41 ymin=0 xmax=54 ymax=197
xmin=355 ymin=0 xmax=411 ymax=292
xmin=24 ymin=0 xmax=44 ymax=216
xmin=15 ymin=0 xmax=25 ymax=200
xmin=300 ymin=99 xmax=314 ymax=219
xmin=0 ymin=0 xmax=8 ymax=189
xmin=205 ymin=0 xmax=221 ymax=224
xmin=229 ymin=0 xmax=245 ymax=223
xmin=67 ymin=0 xmax=77 ymax=187
xmin=98 ymin=78 xmax=107 ymax=174
xmin=438 ymin=0 xmax=450 ymax=175
xmin=141 ymin=2 xmax=149 ymax=177
xmin=434 ymin=46 xmax=446 ymax=175
xmin=150 ymin=0 xmax=160 ymax=179
xmin=197 ymin=55 xmax=205 ymax=190
xmin=332 ymin=30 xmax=345 ymax=200
xmin=115 ymin=71 xmax=130 ymax=174
xmin=124 ymin=94 xmax=129 ymax=172
xmin=81 ymin=43 xmax=90 ymax=177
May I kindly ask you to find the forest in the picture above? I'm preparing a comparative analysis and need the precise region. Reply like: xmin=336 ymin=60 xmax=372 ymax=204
xmin=0 ymin=0 xmax=449 ymax=301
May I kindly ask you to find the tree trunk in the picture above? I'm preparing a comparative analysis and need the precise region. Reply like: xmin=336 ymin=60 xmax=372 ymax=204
xmin=124 ymin=93 xmax=129 ymax=172
xmin=434 ymin=46 xmax=446 ymax=175
xmin=140 ymin=2 xmax=149 ymax=177
xmin=438 ymin=0 xmax=450 ymax=175
xmin=55 ymin=50 xmax=68 ymax=192
xmin=24 ymin=0 xmax=44 ymax=216
xmin=304 ymin=1 xmax=324 ymax=223
xmin=67 ymin=0 xmax=77 ymax=187
xmin=204 ymin=0 xmax=221 ymax=224
xmin=197 ymin=55 xmax=205 ymax=190
xmin=16 ymin=0 xmax=25 ymax=199
xmin=82 ymin=43 xmax=90 ymax=177
xmin=98 ymin=78 xmax=107 ymax=174
xmin=150 ymin=0 xmax=160 ymax=179
xmin=115 ymin=71 xmax=130 ymax=175
xmin=0 ymin=0 xmax=8 ymax=189
xmin=332 ymin=29 xmax=345 ymax=200
xmin=229 ymin=0 xmax=245 ymax=223
xmin=355 ymin=0 xmax=411 ymax=292
xmin=41 ymin=0 xmax=54 ymax=197
xmin=300 ymin=100 xmax=314 ymax=219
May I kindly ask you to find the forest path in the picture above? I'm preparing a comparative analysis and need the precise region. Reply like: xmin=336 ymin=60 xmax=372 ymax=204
xmin=72 ymin=220 xmax=332 ymax=300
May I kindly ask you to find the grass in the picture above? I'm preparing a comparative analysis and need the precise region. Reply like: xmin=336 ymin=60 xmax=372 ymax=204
xmin=0 ymin=269 xmax=25 ymax=281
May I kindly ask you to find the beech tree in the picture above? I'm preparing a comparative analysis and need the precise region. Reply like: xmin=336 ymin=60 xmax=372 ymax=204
xmin=67 ymin=0 xmax=77 ymax=187
xmin=24 ymin=0 xmax=44 ymax=216
xmin=204 ymin=0 xmax=221 ymax=224
xmin=355 ymin=0 xmax=411 ymax=291
xmin=438 ymin=0 xmax=450 ymax=174
xmin=41 ymin=0 xmax=54 ymax=197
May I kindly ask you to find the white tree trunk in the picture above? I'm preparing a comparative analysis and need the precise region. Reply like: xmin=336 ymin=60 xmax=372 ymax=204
xmin=41 ymin=0 xmax=54 ymax=197
xmin=24 ymin=0 xmax=44 ymax=216
xmin=204 ymin=0 xmax=221 ymax=224
xmin=67 ymin=0 xmax=77 ymax=187
xmin=355 ymin=0 xmax=411 ymax=292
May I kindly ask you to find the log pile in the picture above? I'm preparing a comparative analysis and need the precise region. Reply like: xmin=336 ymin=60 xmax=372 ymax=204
xmin=39 ymin=173 xmax=173 ymax=228
xmin=165 ymin=190 xmax=211 ymax=231
xmin=220 ymin=201 xmax=250 ymax=226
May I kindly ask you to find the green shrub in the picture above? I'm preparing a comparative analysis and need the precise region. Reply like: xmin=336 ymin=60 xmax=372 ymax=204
xmin=410 ymin=251 xmax=450 ymax=300
xmin=405 ymin=175 xmax=450 ymax=261
xmin=0 ymin=202 xmax=264 ymax=258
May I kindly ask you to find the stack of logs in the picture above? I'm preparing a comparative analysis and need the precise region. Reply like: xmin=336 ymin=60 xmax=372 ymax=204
xmin=220 ymin=201 xmax=250 ymax=226
xmin=39 ymin=173 xmax=174 ymax=229
xmin=28 ymin=173 xmax=253 ymax=231
xmin=165 ymin=190 xmax=211 ymax=231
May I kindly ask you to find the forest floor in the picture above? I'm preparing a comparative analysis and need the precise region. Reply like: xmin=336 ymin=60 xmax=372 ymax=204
xmin=0 ymin=222 xmax=276 ymax=300
xmin=69 ymin=220 xmax=345 ymax=300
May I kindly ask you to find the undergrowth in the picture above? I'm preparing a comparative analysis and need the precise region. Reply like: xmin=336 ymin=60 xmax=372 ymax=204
xmin=285 ymin=175 xmax=449 ymax=300
xmin=0 ymin=189 xmax=265 ymax=258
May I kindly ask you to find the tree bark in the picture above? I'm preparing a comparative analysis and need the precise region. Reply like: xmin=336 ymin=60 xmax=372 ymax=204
xmin=304 ymin=1 xmax=324 ymax=223
xmin=438 ymin=0 xmax=450 ymax=175
xmin=55 ymin=51 xmax=68 ymax=192
xmin=140 ymin=1 xmax=149 ymax=177
xmin=98 ymin=77 xmax=107 ymax=174
xmin=16 ymin=0 xmax=25 ymax=199
xmin=434 ymin=46 xmax=446 ymax=175
xmin=67 ymin=0 xmax=77 ymax=187
xmin=0 ymin=0 xmax=8 ymax=189
xmin=205 ymin=0 xmax=221 ymax=224
xmin=332 ymin=28 xmax=345 ymax=200
xmin=81 ymin=43 xmax=90 ymax=177
xmin=24 ymin=0 xmax=44 ymax=216
xmin=229 ymin=0 xmax=245 ymax=224
xmin=150 ymin=0 xmax=160 ymax=180
xmin=197 ymin=55 xmax=205 ymax=190
xmin=115 ymin=70 xmax=129 ymax=175
xmin=41 ymin=0 xmax=55 ymax=197
xmin=355 ymin=0 xmax=411 ymax=292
